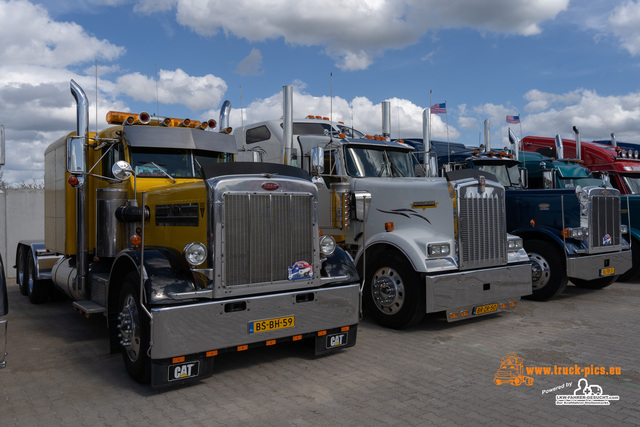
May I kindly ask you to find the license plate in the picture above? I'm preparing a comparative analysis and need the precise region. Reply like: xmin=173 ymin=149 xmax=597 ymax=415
xmin=473 ymin=303 xmax=498 ymax=315
xmin=168 ymin=360 xmax=200 ymax=382
xmin=248 ymin=316 xmax=295 ymax=334
xmin=325 ymin=332 xmax=349 ymax=349
xmin=600 ymin=267 xmax=615 ymax=276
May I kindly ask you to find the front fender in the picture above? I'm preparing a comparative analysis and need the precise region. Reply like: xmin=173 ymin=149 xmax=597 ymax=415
xmin=320 ymin=246 xmax=359 ymax=284
xmin=354 ymin=229 xmax=435 ymax=273
xmin=111 ymin=247 xmax=197 ymax=306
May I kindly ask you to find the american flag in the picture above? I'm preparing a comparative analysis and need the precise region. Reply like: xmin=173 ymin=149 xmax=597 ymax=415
xmin=506 ymin=115 xmax=520 ymax=124
xmin=430 ymin=102 xmax=446 ymax=114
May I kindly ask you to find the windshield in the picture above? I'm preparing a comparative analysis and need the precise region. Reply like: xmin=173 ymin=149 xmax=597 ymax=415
xmin=345 ymin=146 xmax=415 ymax=177
xmin=475 ymin=164 xmax=521 ymax=187
xmin=558 ymin=177 xmax=613 ymax=189
xmin=622 ymin=174 xmax=640 ymax=194
xmin=130 ymin=147 xmax=233 ymax=178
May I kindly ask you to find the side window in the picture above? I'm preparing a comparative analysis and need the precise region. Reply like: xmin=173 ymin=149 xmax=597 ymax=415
xmin=246 ymin=125 xmax=271 ymax=144
xmin=102 ymin=143 xmax=124 ymax=178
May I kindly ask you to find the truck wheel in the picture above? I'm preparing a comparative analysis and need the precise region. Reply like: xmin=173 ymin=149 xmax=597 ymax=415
xmin=618 ymin=242 xmax=640 ymax=282
xmin=524 ymin=240 xmax=568 ymax=301
xmin=572 ymin=276 xmax=618 ymax=289
xmin=27 ymin=251 xmax=50 ymax=304
xmin=118 ymin=272 xmax=151 ymax=384
xmin=17 ymin=247 xmax=28 ymax=296
xmin=364 ymin=251 xmax=424 ymax=329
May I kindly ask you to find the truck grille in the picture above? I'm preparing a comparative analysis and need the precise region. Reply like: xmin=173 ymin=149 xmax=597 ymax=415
xmin=589 ymin=193 xmax=621 ymax=250
xmin=458 ymin=189 xmax=507 ymax=269
xmin=223 ymin=193 xmax=314 ymax=286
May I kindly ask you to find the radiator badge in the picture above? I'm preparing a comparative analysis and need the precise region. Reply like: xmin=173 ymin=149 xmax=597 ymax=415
xmin=288 ymin=260 xmax=314 ymax=280
xmin=262 ymin=182 xmax=279 ymax=191
xmin=602 ymin=234 xmax=612 ymax=246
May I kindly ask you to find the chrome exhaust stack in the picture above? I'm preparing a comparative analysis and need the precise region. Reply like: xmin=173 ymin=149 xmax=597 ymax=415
xmin=509 ymin=128 xmax=519 ymax=161
xmin=382 ymin=101 xmax=391 ymax=139
xmin=422 ymin=108 xmax=437 ymax=177
xmin=554 ymin=134 xmax=564 ymax=159
xmin=69 ymin=79 xmax=89 ymax=299
xmin=219 ymin=100 xmax=231 ymax=133
xmin=611 ymin=132 xmax=617 ymax=148
xmin=573 ymin=126 xmax=581 ymax=160
xmin=484 ymin=118 xmax=491 ymax=151
xmin=283 ymin=86 xmax=293 ymax=166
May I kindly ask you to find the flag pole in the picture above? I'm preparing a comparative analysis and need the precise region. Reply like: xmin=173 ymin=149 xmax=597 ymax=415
xmin=445 ymin=100 xmax=450 ymax=164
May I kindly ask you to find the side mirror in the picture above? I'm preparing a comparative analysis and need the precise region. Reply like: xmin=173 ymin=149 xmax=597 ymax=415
xmin=542 ymin=169 xmax=555 ymax=189
xmin=311 ymin=147 xmax=324 ymax=175
xmin=66 ymin=136 xmax=86 ymax=174
xmin=112 ymin=161 xmax=134 ymax=181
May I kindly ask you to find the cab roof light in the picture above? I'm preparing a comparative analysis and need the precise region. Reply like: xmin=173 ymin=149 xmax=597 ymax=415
xmin=178 ymin=118 xmax=191 ymax=127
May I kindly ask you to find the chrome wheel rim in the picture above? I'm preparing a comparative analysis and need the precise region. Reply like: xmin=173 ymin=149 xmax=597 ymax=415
xmin=371 ymin=266 xmax=405 ymax=315
xmin=529 ymin=253 xmax=550 ymax=290
xmin=119 ymin=294 xmax=141 ymax=362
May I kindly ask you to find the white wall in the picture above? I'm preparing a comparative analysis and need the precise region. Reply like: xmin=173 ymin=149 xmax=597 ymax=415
xmin=0 ymin=189 xmax=44 ymax=278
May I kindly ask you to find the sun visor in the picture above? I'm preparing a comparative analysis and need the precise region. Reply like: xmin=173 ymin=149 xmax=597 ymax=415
xmin=123 ymin=126 xmax=238 ymax=153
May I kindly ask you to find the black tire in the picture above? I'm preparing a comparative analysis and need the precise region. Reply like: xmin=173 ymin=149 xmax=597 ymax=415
xmin=364 ymin=250 xmax=424 ymax=329
xmin=524 ymin=240 xmax=568 ymax=301
xmin=17 ymin=247 xmax=28 ymax=296
xmin=27 ymin=251 xmax=50 ymax=304
xmin=572 ymin=276 xmax=618 ymax=289
xmin=618 ymin=242 xmax=640 ymax=282
xmin=118 ymin=272 xmax=151 ymax=384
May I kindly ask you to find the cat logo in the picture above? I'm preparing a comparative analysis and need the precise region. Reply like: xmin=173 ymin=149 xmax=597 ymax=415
xmin=168 ymin=361 xmax=200 ymax=381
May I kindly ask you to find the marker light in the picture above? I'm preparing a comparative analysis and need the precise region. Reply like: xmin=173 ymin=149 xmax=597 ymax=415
xmin=385 ymin=222 xmax=394 ymax=232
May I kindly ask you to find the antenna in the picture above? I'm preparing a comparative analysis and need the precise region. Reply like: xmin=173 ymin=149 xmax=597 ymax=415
xmin=240 ymin=84 xmax=244 ymax=129
xmin=155 ymin=64 xmax=159 ymax=116
xmin=330 ymin=72 xmax=333 ymax=143
xmin=95 ymin=59 xmax=98 ymax=135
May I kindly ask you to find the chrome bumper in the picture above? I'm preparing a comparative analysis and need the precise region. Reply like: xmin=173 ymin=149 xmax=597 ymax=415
xmin=425 ymin=263 xmax=532 ymax=314
xmin=567 ymin=250 xmax=632 ymax=280
xmin=149 ymin=283 xmax=360 ymax=359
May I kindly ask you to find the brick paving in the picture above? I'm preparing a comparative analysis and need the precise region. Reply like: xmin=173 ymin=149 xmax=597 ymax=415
xmin=1 ymin=279 xmax=639 ymax=426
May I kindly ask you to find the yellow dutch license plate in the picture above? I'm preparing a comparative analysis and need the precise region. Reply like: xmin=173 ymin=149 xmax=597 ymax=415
xmin=600 ymin=267 xmax=615 ymax=277
xmin=473 ymin=303 xmax=498 ymax=315
xmin=248 ymin=316 xmax=295 ymax=334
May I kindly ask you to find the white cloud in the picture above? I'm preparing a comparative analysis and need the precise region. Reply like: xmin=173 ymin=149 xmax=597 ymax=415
xmin=609 ymin=1 xmax=640 ymax=56
xmin=116 ymin=68 xmax=228 ymax=111
xmin=215 ymin=84 xmax=458 ymax=140
xmin=141 ymin=0 xmax=568 ymax=71
xmin=0 ymin=0 xmax=124 ymax=67
xmin=235 ymin=49 xmax=264 ymax=76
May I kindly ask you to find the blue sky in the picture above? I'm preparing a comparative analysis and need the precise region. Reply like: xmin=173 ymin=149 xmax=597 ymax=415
xmin=2 ymin=0 xmax=640 ymax=184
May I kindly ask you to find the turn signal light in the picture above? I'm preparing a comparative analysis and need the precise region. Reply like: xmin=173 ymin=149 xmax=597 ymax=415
xmin=130 ymin=234 xmax=142 ymax=246
xmin=385 ymin=222 xmax=394 ymax=232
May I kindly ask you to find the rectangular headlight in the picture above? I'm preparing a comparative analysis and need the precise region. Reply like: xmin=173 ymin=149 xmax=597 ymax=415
xmin=428 ymin=243 xmax=450 ymax=257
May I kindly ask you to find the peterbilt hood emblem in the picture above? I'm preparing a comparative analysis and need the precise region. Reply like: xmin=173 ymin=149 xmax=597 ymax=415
xmin=262 ymin=182 xmax=279 ymax=191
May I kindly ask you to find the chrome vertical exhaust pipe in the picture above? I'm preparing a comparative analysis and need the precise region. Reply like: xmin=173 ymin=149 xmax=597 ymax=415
xmin=554 ymin=134 xmax=564 ymax=159
xmin=283 ymin=86 xmax=293 ymax=166
xmin=573 ymin=126 xmax=581 ymax=160
xmin=382 ymin=101 xmax=391 ymax=139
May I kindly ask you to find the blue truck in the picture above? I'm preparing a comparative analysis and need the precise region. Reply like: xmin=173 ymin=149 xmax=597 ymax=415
xmin=403 ymin=131 xmax=632 ymax=300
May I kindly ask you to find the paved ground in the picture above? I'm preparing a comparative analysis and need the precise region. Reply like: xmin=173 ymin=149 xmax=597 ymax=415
xmin=1 ymin=278 xmax=639 ymax=426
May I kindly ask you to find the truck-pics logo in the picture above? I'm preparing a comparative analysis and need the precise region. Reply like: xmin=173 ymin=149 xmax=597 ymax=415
xmin=493 ymin=352 xmax=534 ymax=386
xmin=287 ymin=260 xmax=313 ymax=280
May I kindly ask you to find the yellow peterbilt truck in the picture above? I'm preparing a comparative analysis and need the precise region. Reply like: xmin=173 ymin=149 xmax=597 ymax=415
xmin=15 ymin=80 xmax=359 ymax=387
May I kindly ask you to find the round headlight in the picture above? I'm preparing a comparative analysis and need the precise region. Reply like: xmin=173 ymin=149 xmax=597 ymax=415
xmin=320 ymin=235 xmax=336 ymax=256
xmin=184 ymin=242 xmax=207 ymax=266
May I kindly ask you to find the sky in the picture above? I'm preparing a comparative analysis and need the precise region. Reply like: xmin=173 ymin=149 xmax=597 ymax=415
xmin=2 ymin=0 xmax=640 ymax=184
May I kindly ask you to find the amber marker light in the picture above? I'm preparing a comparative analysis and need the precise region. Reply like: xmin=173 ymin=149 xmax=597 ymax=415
xmin=341 ymin=326 xmax=350 ymax=332
xmin=172 ymin=356 xmax=185 ymax=364
xmin=266 ymin=340 xmax=276 ymax=346
xmin=130 ymin=234 xmax=142 ymax=246
xmin=206 ymin=350 xmax=218 ymax=357
xmin=68 ymin=175 xmax=79 ymax=186
xmin=385 ymin=222 xmax=394 ymax=232
xmin=237 ymin=345 xmax=248 ymax=351
xmin=460 ymin=310 xmax=469 ymax=316
xmin=450 ymin=313 xmax=459 ymax=319
xmin=317 ymin=330 xmax=327 ymax=336
xmin=530 ymin=219 xmax=535 ymax=227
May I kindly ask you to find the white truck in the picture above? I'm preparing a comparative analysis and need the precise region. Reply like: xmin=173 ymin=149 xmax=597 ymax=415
xmin=0 ymin=125 xmax=7 ymax=368
xmin=233 ymin=87 xmax=532 ymax=329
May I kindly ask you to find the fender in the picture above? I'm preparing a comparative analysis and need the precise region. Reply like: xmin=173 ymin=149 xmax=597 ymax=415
xmin=109 ymin=246 xmax=197 ymax=308
xmin=353 ymin=228 xmax=448 ymax=274
xmin=320 ymin=246 xmax=359 ymax=284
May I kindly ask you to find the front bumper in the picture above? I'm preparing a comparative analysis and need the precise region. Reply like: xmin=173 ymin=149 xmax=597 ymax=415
xmin=425 ymin=263 xmax=532 ymax=321
xmin=566 ymin=250 xmax=632 ymax=280
xmin=149 ymin=283 xmax=360 ymax=359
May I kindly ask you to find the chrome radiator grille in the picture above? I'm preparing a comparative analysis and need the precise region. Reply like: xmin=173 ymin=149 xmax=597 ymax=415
xmin=589 ymin=193 xmax=621 ymax=249
xmin=223 ymin=193 xmax=314 ymax=286
xmin=458 ymin=189 xmax=507 ymax=269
